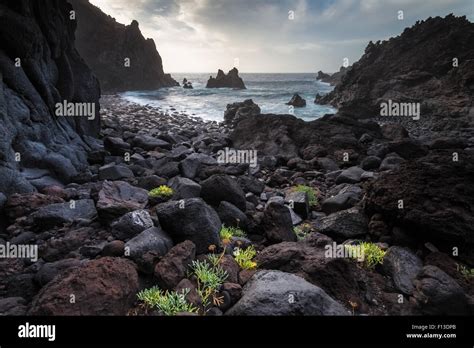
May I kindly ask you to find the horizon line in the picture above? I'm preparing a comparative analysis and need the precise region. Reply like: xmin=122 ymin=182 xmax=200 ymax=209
xmin=167 ymin=71 xmax=324 ymax=74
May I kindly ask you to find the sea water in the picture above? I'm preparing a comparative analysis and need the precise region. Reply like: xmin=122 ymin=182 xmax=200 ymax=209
xmin=122 ymin=73 xmax=336 ymax=122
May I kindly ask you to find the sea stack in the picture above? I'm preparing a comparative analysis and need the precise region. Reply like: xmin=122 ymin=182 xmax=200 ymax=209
xmin=286 ymin=94 xmax=307 ymax=107
xmin=206 ymin=68 xmax=246 ymax=89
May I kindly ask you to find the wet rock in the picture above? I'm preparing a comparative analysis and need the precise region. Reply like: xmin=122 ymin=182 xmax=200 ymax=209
xmin=382 ymin=246 xmax=423 ymax=295
xmin=29 ymin=199 xmax=97 ymax=230
xmin=125 ymin=227 xmax=173 ymax=273
xmin=227 ymin=270 xmax=347 ymax=315
xmin=155 ymin=198 xmax=221 ymax=254
xmin=200 ymin=174 xmax=247 ymax=211
xmin=111 ymin=209 xmax=154 ymax=240
xmin=168 ymin=176 xmax=201 ymax=199
xmin=97 ymin=181 xmax=148 ymax=222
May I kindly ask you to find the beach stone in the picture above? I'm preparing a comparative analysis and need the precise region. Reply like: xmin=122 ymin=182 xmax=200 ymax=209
xmin=200 ymin=174 xmax=247 ymax=211
xmin=111 ymin=210 xmax=154 ymax=240
xmin=29 ymin=199 xmax=97 ymax=230
xmin=97 ymin=181 xmax=148 ymax=222
xmin=154 ymin=241 xmax=196 ymax=290
xmin=155 ymin=198 xmax=221 ymax=254
xmin=317 ymin=207 xmax=368 ymax=241
xmin=168 ymin=176 xmax=201 ymax=199
xmin=382 ymin=246 xmax=423 ymax=295
xmin=125 ymin=227 xmax=173 ymax=273
xmin=29 ymin=257 xmax=139 ymax=315
xmin=227 ymin=270 xmax=347 ymax=315
xmin=99 ymin=163 xmax=134 ymax=181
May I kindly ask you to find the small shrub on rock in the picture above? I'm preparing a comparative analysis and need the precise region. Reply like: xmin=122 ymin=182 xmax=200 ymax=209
xmin=149 ymin=185 xmax=174 ymax=199
xmin=293 ymin=223 xmax=313 ymax=240
xmin=137 ymin=287 xmax=197 ymax=315
xmin=345 ymin=242 xmax=386 ymax=269
xmin=190 ymin=259 xmax=228 ymax=310
xmin=220 ymin=225 xmax=247 ymax=244
xmin=233 ymin=246 xmax=257 ymax=270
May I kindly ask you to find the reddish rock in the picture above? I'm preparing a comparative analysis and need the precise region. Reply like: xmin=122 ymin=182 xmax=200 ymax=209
xmin=102 ymin=240 xmax=125 ymax=257
xmin=238 ymin=269 xmax=257 ymax=286
xmin=175 ymin=278 xmax=201 ymax=308
xmin=5 ymin=193 xmax=64 ymax=220
xmin=222 ymin=282 xmax=243 ymax=304
xmin=96 ymin=181 xmax=148 ymax=222
xmin=216 ymin=255 xmax=240 ymax=284
xmin=154 ymin=241 xmax=196 ymax=290
xmin=29 ymin=257 xmax=138 ymax=315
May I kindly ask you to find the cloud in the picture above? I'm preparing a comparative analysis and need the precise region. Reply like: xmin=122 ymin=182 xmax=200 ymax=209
xmin=89 ymin=0 xmax=474 ymax=72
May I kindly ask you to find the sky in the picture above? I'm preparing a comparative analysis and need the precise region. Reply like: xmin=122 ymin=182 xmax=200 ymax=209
xmin=89 ymin=0 xmax=474 ymax=73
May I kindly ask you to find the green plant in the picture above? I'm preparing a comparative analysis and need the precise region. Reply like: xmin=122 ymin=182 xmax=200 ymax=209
xmin=207 ymin=253 xmax=223 ymax=269
xmin=137 ymin=287 xmax=197 ymax=316
xmin=190 ymin=259 xmax=228 ymax=310
xmin=219 ymin=225 xmax=247 ymax=243
xmin=295 ymin=185 xmax=318 ymax=207
xmin=457 ymin=264 xmax=474 ymax=279
xmin=294 ymin=223 xmax=312 ymax=240
xmin=233 ymin=246 xmax=257 ymax=270
xmin=345 ymin=242 xmax=386 ymax=269
xmin=149 ymin=185 xmax=174 ymax=198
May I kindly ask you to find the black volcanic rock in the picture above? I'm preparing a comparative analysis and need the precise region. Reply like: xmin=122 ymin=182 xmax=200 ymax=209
xmin=317 ymin=15 xmax=474 ymax=125
xmin=0 ymin=0 xmax=101 ymax=196
xmin=206 ymin=68 xmax=246 ymax=89
xmin=316 ymin=67 xmax=348 ymax=86
xmin=286 ymin=94 xmax=306 ymax=107
xmin=69 ymin=0 xmax=178 ymax=92
xmin=365 ymin=150 xmax=474 ymax=263
xmin=229 ymin=104 xmax=382 ymax=161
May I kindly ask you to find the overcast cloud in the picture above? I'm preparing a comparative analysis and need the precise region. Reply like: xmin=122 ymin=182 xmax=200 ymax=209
xmin=89 ymin=0 xmax=474 ymax=73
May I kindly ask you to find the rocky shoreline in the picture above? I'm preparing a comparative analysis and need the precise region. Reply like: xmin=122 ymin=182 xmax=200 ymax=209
xmin=0 ymin=92 xmax=472 ymax=316
xmin=0 ymin=3 xmax=472 ymax=317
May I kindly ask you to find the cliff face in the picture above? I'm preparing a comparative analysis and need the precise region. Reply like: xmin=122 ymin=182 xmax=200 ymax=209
xmin=317 ymin=15 xmax=474 ymax=126
xmin=69 ymin=0 xmax=178 ymax=92
xmin=0 ymin=0 xmax=101 ymax=196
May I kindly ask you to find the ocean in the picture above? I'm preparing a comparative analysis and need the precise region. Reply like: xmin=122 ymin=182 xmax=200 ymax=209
xmin=121 ymin=73 xmax=336 ymax=122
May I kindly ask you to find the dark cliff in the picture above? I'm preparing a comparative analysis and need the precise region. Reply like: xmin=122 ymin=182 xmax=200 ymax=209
xmin=317 ymin=15 xmax=474 ymax=126
xmin=69 ymin=0 xmax=178 ymax=92
xmin=0 ymin=0 xmax=101 ymax=196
